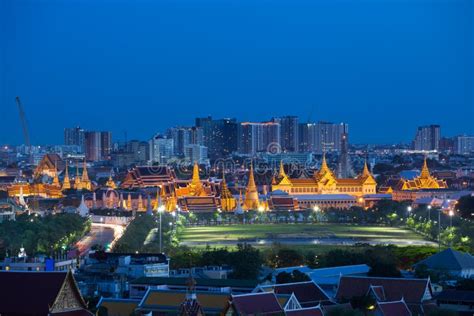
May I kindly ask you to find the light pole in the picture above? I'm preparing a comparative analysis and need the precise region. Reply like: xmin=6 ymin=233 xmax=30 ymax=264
xmin=427 ymin=205 xmax=432 ymax=221
xmin=438 ymin=209 xmax=441 ymax=251
xmin=158 ymin=205 xmax=165 ymax=253
xmin=407 ymin=206 xmax=412 ymax=218
xmin=449 ymin=210 xmax=454 ymax=228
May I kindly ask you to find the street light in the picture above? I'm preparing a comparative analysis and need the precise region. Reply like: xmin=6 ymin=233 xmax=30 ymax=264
xmin=427 ymin=205 xmax=432 ymax=221
xmin=449 ymin=210 xmax=454 ymax=227
xmin=407 ymin=206 xmax=412 ymax=218
xmin=158 ymin=205 xmax=165 ymax=253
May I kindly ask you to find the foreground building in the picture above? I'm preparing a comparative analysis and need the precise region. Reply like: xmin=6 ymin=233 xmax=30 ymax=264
xmin=0 ymin=270 xmax=91 ymax=315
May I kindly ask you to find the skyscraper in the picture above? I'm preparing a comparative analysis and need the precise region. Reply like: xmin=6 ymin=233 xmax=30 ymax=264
xmin=272 ymin=116 xmax=298 ymax=152
xmin=413 ymin=125 xmax=441 ymax=151
xmin=149 ymin=134 xmax=174 ymax=164
xmin=238 ymin=121 xmax=280 ymax=155
xmin=168 ymin=126 xmax=203 ymax=156
xmin=455 ymin=135 xmax=474 ymax=155
xmin=84 ymin=131 xmax=112 ymax=161
xmin=299 ymin=122 xmax=349 ymax=153
xmin=64 ymin=126 xmax=85 ymax=152
xmin=195 ymin=117 xmax=238 ymax=159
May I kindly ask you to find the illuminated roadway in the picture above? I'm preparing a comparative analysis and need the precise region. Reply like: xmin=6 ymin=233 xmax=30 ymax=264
xmin=76 ymin=223 xmax=125 ymax=255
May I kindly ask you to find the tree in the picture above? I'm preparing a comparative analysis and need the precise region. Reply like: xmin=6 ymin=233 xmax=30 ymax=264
xmin=368 ymin=261 xmax=401 ymax=277
xmin=276 ymin=270 xmax=310 ymax=284
xmin=229 ymin=244 xmax=262 ymax=279
xmin=457 ymin=195 xmax=474 ymax=219
xmin=275 ymin=248 xmax=304 ymax=268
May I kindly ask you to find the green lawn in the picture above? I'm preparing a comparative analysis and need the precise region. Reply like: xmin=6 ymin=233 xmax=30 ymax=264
xmin=179 ymin=223 xmax=427 ymax=244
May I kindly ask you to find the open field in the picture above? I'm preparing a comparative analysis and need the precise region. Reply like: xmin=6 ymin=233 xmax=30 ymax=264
xmin=179 ymin=223 xmax=436 ymax=247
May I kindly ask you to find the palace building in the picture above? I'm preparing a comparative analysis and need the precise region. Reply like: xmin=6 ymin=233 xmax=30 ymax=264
xmin=382 ymin=158 xmax=450 ymax=201
xmin=7 ymin=157 xmax=93 ymax=200
xmin=272 ymin=155 xmax=377 ymax=198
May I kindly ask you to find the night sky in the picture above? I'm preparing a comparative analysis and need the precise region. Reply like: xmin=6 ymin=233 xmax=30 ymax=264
xmin=1 ymin=0 xmax=472 ymax=145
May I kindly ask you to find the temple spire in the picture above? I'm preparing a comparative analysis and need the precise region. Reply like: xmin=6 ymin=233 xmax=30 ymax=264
xmin=52 ymin=162 xmax=60 ymax=187
xmin=420 ymin=157 xmax=431 ymax=179
xmin=279 ymin=161 xmax=287 ymax=178
xmin=74 ymin=161 xmax=82 ymax=190
xmin=81 ymin=159 xmax=91 ymax=190
xmin=189 ymin=162 xmax=204 ymax=196
xmin=362 ymin=160 xmax=371 ymax=177
xmin=243 ymin=164 xmax=259 ymax=210
xmin=62 ymin=160 xmax=71 ymax=190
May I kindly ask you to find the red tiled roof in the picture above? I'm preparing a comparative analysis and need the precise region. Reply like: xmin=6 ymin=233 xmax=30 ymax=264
xmin=0 ymin=272 xmax=68 ymax=315
xmin=263 ymin=282 xmax=330 ymax=307
xmin=336 ymin=276 xmax=431 ymax=304
xmin=231 ymin=292 xmax=283 ymax=315
xmin=285 ymin=306 xmax=323 ymax=316
xmin=377 ymin=300 xmax=412 ymax=316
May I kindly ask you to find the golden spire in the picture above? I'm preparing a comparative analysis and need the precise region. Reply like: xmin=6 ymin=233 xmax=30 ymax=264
xmin=106 ymin=171 xmax=116 ymax=189
xmin=220 ymin=171 xmax=233 ymax=199
xmin=81 ymin=159 xmax=90 ymax=182
xmin=52 ymin=162 xmax=60 ymax=187
xmin=74 ymin=161 xmax=82 ymax=190
xmin=279 ymin=161 xmax=287 ymax=178
xmin=420 ymin=157 xmax=431 ymax=179
xmin=189 ymin=162 xmax=204 ymax=196
xmin=220 ymin=170 xmax=236 ymax=211
xmin=320 ymin=153 xmax=330 ymax=173
xmin=81 ymin=159 xmax=91 ymax=190
xmin=62 ymin=160 xmax=71 ymax=190
xmin=243 ymin=164 xmax=259 ymax=210
xmin=247 ymin=164 xmax=257 ymax=190
xmin=362 ymin=160 xmax=371 ymax=178
xmin=127 ymin=193 xmax=132 ymax=210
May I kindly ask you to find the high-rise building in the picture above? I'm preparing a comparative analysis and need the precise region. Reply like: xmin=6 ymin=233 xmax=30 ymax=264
xmin=238 ymin=121 xmax=281 ymax=155
xmin=272 ymin=116 xmax=298 ymax=152
xmin=455 ymin=135 xmax=474 ymax=155
xmin=84 ymin=131 xmax=112 ymax=161
xmin=337 ymin=131 xmax=353 ymax=178
xmin=64 ymin=127 xmax=85 ymax=152
xmin=195 ymin=117 xmax=238 ymax=159
xmin=299 ymin=122 xmax=349 ymax=153
xmin=167 ymin=127 xmax=203 ymax=156
xmin=413 ymin=125 xmax=441 ymax=151
xmin=185 ymin=144 xmax=209 ymax=164
xmin=149 ymin=135 xmax=174 ymax=164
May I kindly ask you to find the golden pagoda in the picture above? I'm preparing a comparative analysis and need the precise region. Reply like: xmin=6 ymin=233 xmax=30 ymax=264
xmin=243 ymin=164 xmax=260 ymax=210
xmin=137 ymin=194 xmax=144 ymax=211
xmin=220 ymin=171 xmax=236 ymax=211
xmin=62 ymin=161 xmax=71 ymax=190
xmin=166 ymin=189 xmax=178 ymax=211
xmin=74 ymin=162 xmax=82 ymax=190
xmin=52 ymin=162 xmax=60 ymax=188
xmin=188 ymin=162 xmax=206 ymax=197
xmin=127 ymin=193 xmax=132 ymax=210
xmin=272 ymin=154 xmax=377 ymax=197
xmin=399 ymin=157 xmax=448 ymax=190
xmin=81 ymin=160 xmax=92 ymax=191
xmin=106 ymin=173 xmax=116 ymax=189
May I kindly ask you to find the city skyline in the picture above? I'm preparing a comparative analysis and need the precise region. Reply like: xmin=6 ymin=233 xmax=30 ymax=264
xmin=1 ymin=0 xmax=472 ymax=145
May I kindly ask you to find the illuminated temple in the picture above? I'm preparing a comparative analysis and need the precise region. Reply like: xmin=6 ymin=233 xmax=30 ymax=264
xmin=383 ymin=158 xmax=449 ymax=201
xmin=271 ymin=155 xmax=377 ymax=197
xmin=7 ymin=156 xmax=93 ymax=199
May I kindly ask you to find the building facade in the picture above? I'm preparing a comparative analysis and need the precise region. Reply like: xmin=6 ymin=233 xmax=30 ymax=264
xmin=413 ymin=125 xmax=441 ymax=151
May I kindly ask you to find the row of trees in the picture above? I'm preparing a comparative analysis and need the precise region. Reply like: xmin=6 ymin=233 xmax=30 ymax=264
xmin=168 ymin=243 xmax=438 ymax=281
xmin=0 ymin=213 xmax=90 ymax=258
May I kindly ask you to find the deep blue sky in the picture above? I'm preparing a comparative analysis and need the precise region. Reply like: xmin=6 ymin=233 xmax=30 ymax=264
xmin=1 ymin=0 xmax=473 ymax=145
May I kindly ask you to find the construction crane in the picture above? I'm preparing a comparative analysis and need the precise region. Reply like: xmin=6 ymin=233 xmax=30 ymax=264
xmin=15 ymin=96 xmax=32 ymax=163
